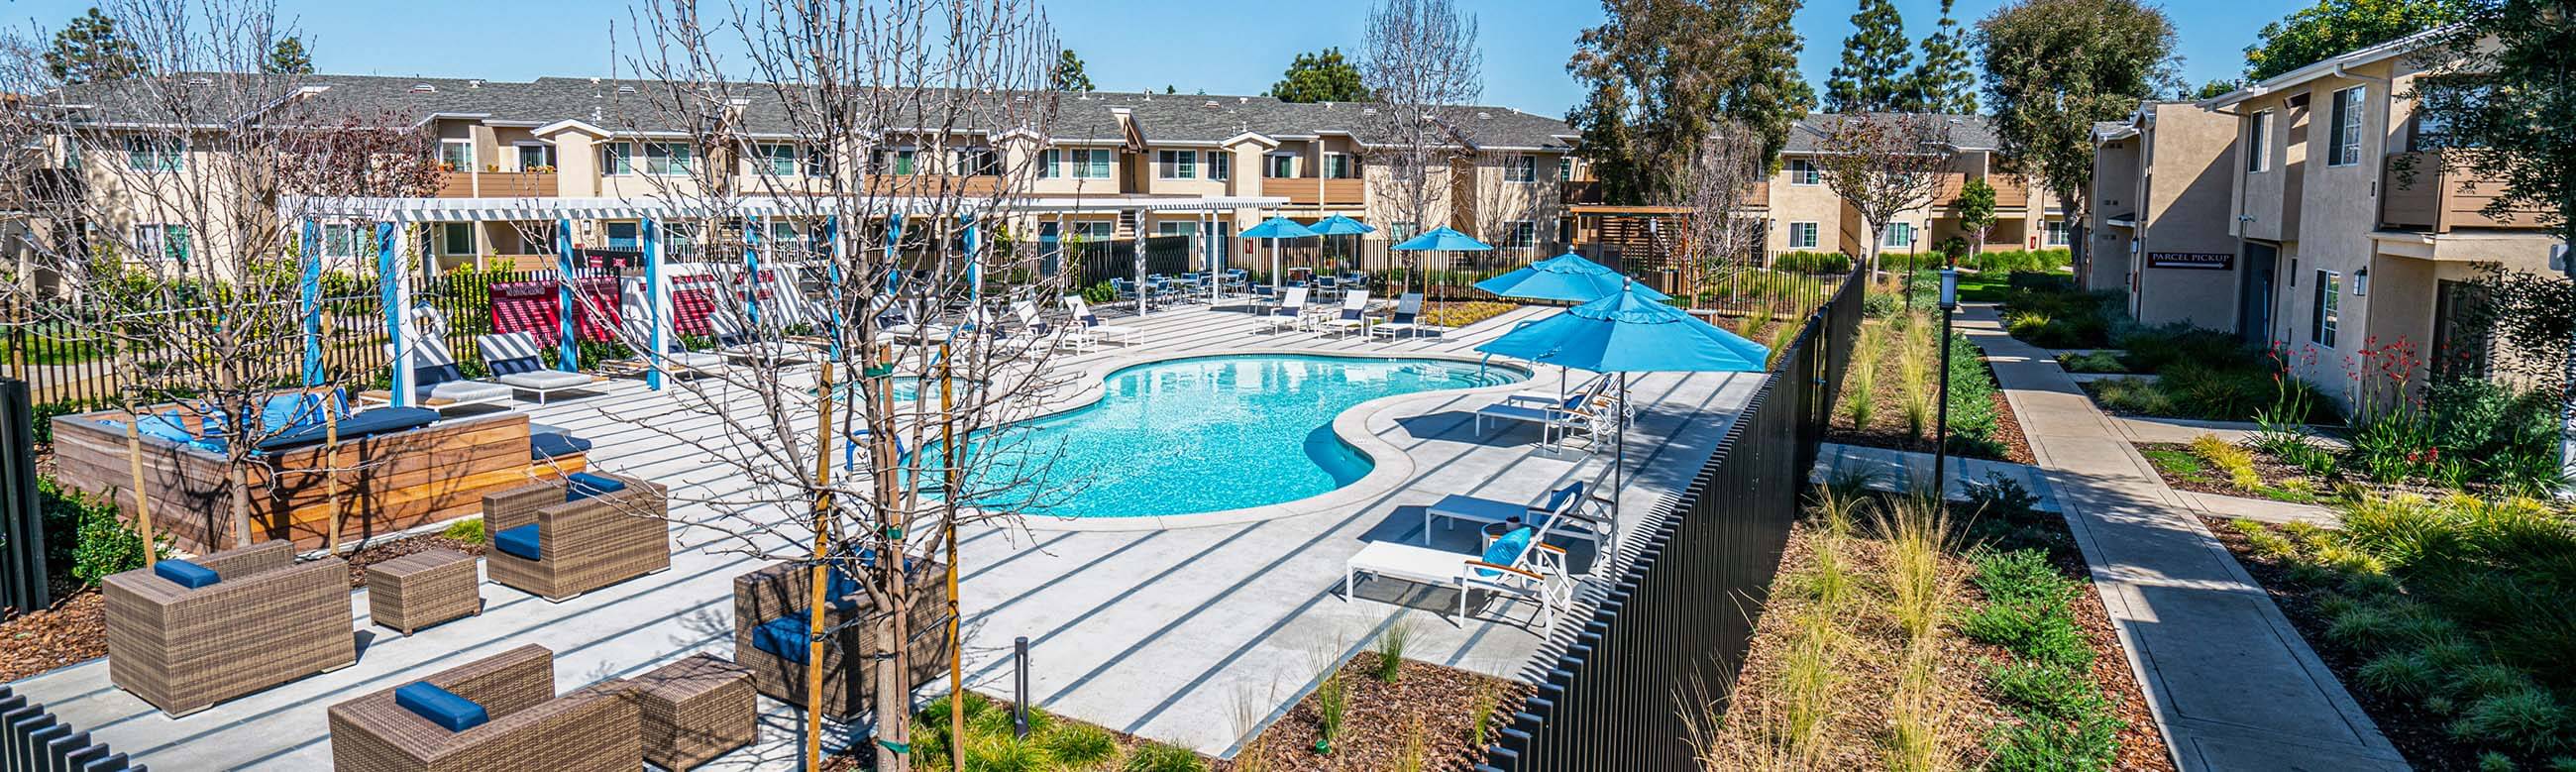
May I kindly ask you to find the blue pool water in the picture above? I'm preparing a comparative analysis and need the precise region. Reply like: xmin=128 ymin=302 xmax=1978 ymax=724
xmin=983 ymin=355 xmax=1524 ymax=518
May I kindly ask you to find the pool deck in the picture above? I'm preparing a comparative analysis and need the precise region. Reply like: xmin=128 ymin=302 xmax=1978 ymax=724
xmin=4 ymin=300 xmax=1765 ymax=768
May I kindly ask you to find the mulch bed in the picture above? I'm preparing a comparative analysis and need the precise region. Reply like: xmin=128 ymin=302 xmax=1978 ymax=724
xmin=2201 ymin=517 xmax=2485 ymax=771
xmin=1226 ymin=654 xmax=1529 ymax=772
xmin=0 ymin=589 xmax=105 ymax=684
xmin=339 ymin=533 xmax=487 ymax=589
xmin=1825 ymin=348 xmax=2037 ymax=466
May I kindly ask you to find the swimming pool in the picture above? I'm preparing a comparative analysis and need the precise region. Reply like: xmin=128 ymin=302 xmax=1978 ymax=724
xmin=979 ymin=354 xmax=1525 ymax=518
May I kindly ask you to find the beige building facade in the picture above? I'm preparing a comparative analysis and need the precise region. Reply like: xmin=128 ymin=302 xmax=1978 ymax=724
xmin=2089 ymin=102 xmax=2245 ymax=331
xmin=1759 ymin=114 xmax=2068 ymax=266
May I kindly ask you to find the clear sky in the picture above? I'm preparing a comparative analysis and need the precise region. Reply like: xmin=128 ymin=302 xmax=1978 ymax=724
xmin=6 ymin=0 xmax=2307 ymax=118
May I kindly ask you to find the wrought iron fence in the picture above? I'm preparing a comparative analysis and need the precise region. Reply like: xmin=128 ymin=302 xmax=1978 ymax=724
xmin=2 ymin=683 xmax=147 ymax=770
xmin=0 ymin=381 xmax=44 ymax=617
xmin=1480 ymin=273 xmax=1863 ymax=772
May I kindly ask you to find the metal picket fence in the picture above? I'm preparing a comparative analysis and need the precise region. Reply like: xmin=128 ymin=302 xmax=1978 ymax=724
xmin=2 ymin=684 xmax=147 ymax=771
xmin=1479 ymin=273 xmax=1863 ymax=772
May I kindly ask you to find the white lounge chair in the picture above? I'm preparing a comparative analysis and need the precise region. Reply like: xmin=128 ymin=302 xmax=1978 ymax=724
xmin=877 ymin=302 xmax=954 ymax=343
xmin=1475 ymin=378 xmax=1609 ymax=453
xmin=362 ymin=338 xmax=514 ymax=413
xmin=1422 ymin=473 xmax=1616 ymax=553
xmin=709 ymin=311 xmax=821 ymax=365
xmin=1060 ymin=296 xmax=1136 ymax=349
xmin=1505 ymin=374 xmax=1635 ymax=427
xmin=1316 ymin=289 xmax=1373 ymax=338
xmin=1366 ymin=292 xmax=1448 ymax=340
xmin=1343 ymin=513 xmax=1576 ymax=629
xmin=1260 ymin=287 xmax=1311 ymax=334
xmin=477 ymin=332 xmax=608 ymax=404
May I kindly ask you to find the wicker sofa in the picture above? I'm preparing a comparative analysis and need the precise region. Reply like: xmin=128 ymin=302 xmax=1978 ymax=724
xmin=103 ymin=540 xmax=356 ymax=716
xmin=730 ymin=556 xmax=951 ymax=722
xmin=481 ymin=472 xmax=671 ymax=601
xmin=327 ymin=644 xmax=641 ymax=772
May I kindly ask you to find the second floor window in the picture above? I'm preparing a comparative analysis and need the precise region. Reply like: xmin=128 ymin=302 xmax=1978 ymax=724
xmin=134 ymin=224 xmax=188 ymax=262
xmin=1325 ymin=153 xmax=1356 ymax=179
xmin=2246 ymin=112 xmax=2272 ymax=172
xmin=125 ymin=137 xmax=183 ymax=171
xmin=517 ymin=144 xmax=555 ymax=171
xmin=1788 ymin=222 xmax=1819 ymax=250
xmin=1265 ymin=154 xmax=1296 ymax=178
xmin=1504 ymin=157 xmax=1536 ymax=182
xmin=1558 ymin=157 xmax=1573 ymax=180
xmin=1158 ymin=150 xmax=1197 ymax=179
xmin=954 ymin=148 xmax=1001 ymax=176
xmin=1208 ymin=152 xmax=1231 ymax=181
xmin=2328 ymin=86 xmax=2364 ymax=167
xmin=439 ymin=140 xmax=474 ymax=170
xmin=1788 ymin=159 xmax=1820 ymax=185
xmin=756 ymin=144 xmax=801 ymax=176
xmin=1072 ymin=149 xmax=1113 ymax=178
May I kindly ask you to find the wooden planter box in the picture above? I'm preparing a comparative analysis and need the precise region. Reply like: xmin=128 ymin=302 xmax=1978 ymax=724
xmin=50 ymin=406 xmax=587 ymax=553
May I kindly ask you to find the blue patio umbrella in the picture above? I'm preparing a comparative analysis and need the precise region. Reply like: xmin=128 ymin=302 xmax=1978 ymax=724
xmin=1309 ymin=215 xmax=1376 ymax=276
xmin=1390 ymin=226 xmax=1492 ymax=297
xmin=1239 ymin=217 xmax=1320 ymax=291
xmin=1474 ymin=252 xmax=1672 ymax=304
xmin=1476 ymin=281 xmax=1770 ymax=520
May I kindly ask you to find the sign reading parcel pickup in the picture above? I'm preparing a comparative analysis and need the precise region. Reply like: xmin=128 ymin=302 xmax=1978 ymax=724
xmin=2147 ymin=252 xmax=2234 ymax=270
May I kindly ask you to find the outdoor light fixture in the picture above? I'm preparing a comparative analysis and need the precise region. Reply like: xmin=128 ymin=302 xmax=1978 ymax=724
xmin=2353 ymin=268 xmax=2369 ymax=296
xmin=1932 ymin=268 xmax=1960 ymax=501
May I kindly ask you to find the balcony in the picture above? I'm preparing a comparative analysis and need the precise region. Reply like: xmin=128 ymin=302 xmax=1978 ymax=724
xmin=435 ymin=170 xmax=558 ymax=198
xmin=1277 ymin=177 xmax=1366 ymax=207
xmin=863 ymin=173 xmax=1005 ymax=197
xmin=1935 ymin=173 xmax=2029 ymax=210
xmin=2381 ymin=151 xmax=2538 ymax=233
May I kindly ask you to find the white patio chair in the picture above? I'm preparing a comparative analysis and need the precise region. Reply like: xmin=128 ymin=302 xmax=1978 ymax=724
xmin=1260 ymin=287 xmax=1312 ymax=334
xmin=1343 ymin=508 xmax=1576 ymax=629
xmin=476 ymin=331 xmax=607 ymax=404
xmin=1316 ymin=289 xmax=1373 ymax=338
xmin=1366 ymin=292 xmax=1449 ymax=340
xmin=1059 ymin=295 xmax=1136 ymax=350
xmin=1475 ymin=377 xmax=1609 ymax=453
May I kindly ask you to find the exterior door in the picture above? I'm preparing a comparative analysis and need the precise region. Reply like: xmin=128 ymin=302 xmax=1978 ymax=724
xmin=2238 ymin=242 xmax=2277 ymax=345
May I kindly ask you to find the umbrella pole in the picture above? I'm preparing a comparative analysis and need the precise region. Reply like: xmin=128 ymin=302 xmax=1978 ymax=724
xmin=1615 ymin=373 xmax=1627 ymax=525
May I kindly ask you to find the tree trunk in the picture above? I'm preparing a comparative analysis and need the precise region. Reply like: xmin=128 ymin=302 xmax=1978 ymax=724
xmin=873 ymin=584 xmax=913 ymax=772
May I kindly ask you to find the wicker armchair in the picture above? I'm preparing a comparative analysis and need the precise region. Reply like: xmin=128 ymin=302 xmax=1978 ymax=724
xmin=327 ymin=644 xmax=642 ymax=772
xmin=481 ymin=472 xmax=671 ymax=601
xmin=103 ymin=540 xmax=356 ymax=716
xmin=730 ymin=558 xmax=951 ymax=722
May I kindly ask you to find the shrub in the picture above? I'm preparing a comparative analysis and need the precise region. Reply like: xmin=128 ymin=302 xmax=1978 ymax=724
xmin=1988 ymin=659 xmax=2106 ymax=719
xmin=2190 ymin=434 xmax=2262 ymax=491
xmin=1371 ymin=620 xmax=1413 ymax=683
xmin=2357 ymin=650 xmax=2444 ymax=698
xmin=441 ymin=517 xmax=486 ymax=544
xmin=1040 ymin=722 xmax=1120 ymax=769
xmin=1985 ymin=708 xmax=2123 ymax=772
xmin=2449 ymin=688 xmax=2570 ymax=755
xmin=1121 ymin=741 xmax=1207 ymax=772
xmin=1770 ymin=251 xmax=1854 ymax=274
xmin=42 ymin=478 xmax=161 ymax=586
xmin=2056 ymin=351 xmax=2126 ymax=373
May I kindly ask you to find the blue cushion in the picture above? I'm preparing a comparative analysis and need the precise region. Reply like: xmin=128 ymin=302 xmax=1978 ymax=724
xmin=260 ymin=393 xmax=308 ymax=435
xmin=392 ymin=682 xmax=489 ymax=732
xmin=492 ymin=523 xmax=542 ymax=561
xmin=152 ymin=559 xmax=220 ymax=589
xmin=751 ymin=615 xmax=812 ymax=664
xmin=564 ymin=472 xmax=626 ymax=502
xmin=136 ymin=412 xmax=195 ymax=444
xmin=187 ymin=436 xmax=228 ymax=454
xmin=1477 ymin=527 xmax=1536 ymax=578
xmin=255 ymin=406 xmax=436 ymax=451
xmin=826 ymin=565 xmax=864 ymax=610
xmin=529 ymin=433 xmax=593 ymax=462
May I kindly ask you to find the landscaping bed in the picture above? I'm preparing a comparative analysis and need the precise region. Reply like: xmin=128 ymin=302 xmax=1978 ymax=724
xmin=1227 ymin=650 xmax=1528 ymax=771
xmin=0 ymin=590 xmax=104 ymax=684
xmin=1702 ymin=481 xmax=2170 ymax=770
xmin=2136 ymin=372 xmax=2566 ymax=504
xmin=2207 ymin=496 xmax=2576 ymax=770
xmin=1827 ymin=312 xmax=2034 ymax=465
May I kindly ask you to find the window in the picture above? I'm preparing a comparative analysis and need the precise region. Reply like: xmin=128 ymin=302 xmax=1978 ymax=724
xmin=439 ymin=140 xmax=474 ymax=170
xmin=1325 ymin=153 xmax=1356 ymax=179
xmin=1265 ymin=154 xmax=1296 ymax=178
xmin=662 ymin=222 xmax=698 ymax=259
xmin=1787 ymin=159 xmax=1820 ymax=185
xmin=953 ymin=147 xmax=1000 ymax=176
xmin=1069 ymin=221 xmax=1114 ymax=240
xmin=887 ymin=149 xmax=915 ymax=175
xmin=1157 ymin=150 xmax=1197 ymax=179
xmin=1557 ymin=157 xmax=1573 ymax=180
xmin=1073 ymin=149 xmax=1113 ymax=179
xmin=756 ymin=144 xmax=801 ymax=176
xmin=1155 ymin=220 xmax=1197 ymax=237
xmin=1387 ymin=221 xmax=1419 ymax=241
xmin=1788 ymin=222 xmax=1819 ymax=250
xmin=133 ymin=225 xmax=188 ymax=262
xmin=1503 ymin=157 xmax=1536 ymax=183
xmin=604 ymin=222 xmax=640 ymax=251
xmin=1503 ymin=220 xmax=1537 ymax=249
xmin=516 ymin=144 xmax=555 ymax=171
xmin=440 ymin=223 xmax=475 ymax=256
xmin=1882 ymin=222 xmax=1915 ymax=249
xmin=2246 ymin=111 xmax=2272 ymax=172
xmin=603 ymin=143 xmax=634 ymax=175
xmin=1037 ymin=149 xmax=1059 ymax=178
xmin=125 ymin=136 xmax=183 ymax=171
xmin=319 ymin=223 xmax=360 ymax=259
xmin=1208 ymin=152 xmax=1231 ymax=181
xmin=2045 ymin=220 xmax=2069 ymax=247
xmin=2327 ymin=86 xmax=2364 ymax=167
xmin=2311 ymin=270 xmax=2340 ymax=347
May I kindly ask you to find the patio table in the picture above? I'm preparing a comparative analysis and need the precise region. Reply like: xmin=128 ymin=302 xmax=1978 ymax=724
xmin=627 ymin=655 xmax=756 ymax=770
xmin=366 ymin=547 xmax=481 ymax=635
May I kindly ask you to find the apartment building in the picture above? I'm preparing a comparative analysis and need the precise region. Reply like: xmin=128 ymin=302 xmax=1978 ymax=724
xmin=2088 ymin=102 xmax=2244 ymax=330
xmin=2194 ymin=27 xmax=2562 ymax=402
xmin=45 ymin=74 xmax=1579 ymax=276
xmin=1768 ymin=113 xmax=2068 ymax=262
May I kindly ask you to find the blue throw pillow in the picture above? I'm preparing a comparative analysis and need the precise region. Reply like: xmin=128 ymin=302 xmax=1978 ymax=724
xmin=491 ymin=523 xmax=542 ymax=561
xmin=260 ymin=393 xmax=308 ymax=435
xmin=136 ymin=412 xmax=195 ymax=445
xmin=825 ymin=564 xmax=865 ymax=610
xmin=564 ymin=472 xmax=627 ymax=502
xmin=152 ymin=558 xmax=220 ymax=589
xmin=393 ymin=682 xmax=489 ymax=732
xmin=1476 ymin=527 xmax=1535 ymax=578
xmin=752 ymin=615 xmax=812 ymax=664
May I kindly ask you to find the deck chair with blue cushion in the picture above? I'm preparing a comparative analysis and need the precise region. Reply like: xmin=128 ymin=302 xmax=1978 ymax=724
xmin=1422 ymin=466 xmax=1618 ymax=563
xmin=1342 ymin=507 xmax=1576 ymax=629
xmin=477 ymin=332 xmax=607 ymax=404
xmin=1260 ymin=287 xmax=1312 ymax=334
xmin=1474 ymin=376 xmax=1609 ymax=453
xmin=363 ymin=338 xmax=514 ymax=412
xmin=1366 ymin=292 xmax=1448 ymax=340
xmin=1316 ymin=289 xmax=1374 ymax=338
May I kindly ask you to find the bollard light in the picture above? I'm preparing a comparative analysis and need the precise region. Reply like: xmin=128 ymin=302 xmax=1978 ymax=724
xmin=1938 ymin=268 xmax=1960 ymax=311
xmin=1932 ymin=268 xmax=1960 ymax=502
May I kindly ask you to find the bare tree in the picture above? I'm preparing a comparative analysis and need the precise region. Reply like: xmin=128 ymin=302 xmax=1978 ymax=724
xmin=1813 ymin=113 xmax=1953 ymax=276
xmin=594 ymin=1 xmax=1072 ymax=768
xmin=11 ymin=0 xmax=441 ymax=551
xmin=1459 ymin=150 xmax=1553 ymax=275
xmin=1678 ymin=121 xmax=1771 ymax=307
xmin=1359 ymin=0 xmax=1480 ymax=289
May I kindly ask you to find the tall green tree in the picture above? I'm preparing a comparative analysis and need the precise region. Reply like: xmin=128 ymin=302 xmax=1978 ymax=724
xmin=2192 ymin=77 xmax=2242 ymax=99
xmin=1954 ymin=176 xmax=1996 ymax=259
xmin=264 ymin=36 xmax=312 ymax=74
xmin=1568 ymin=0 xmax=1812 ymax=204
xmin=45 ymin=7 xmax=141 ymax=84
xmin=1268 ymin=48 xmax=1370 ymax=103
xmin=1049 ymin=49 xmax=1094 ymax=91
xmin=1907 ymin=0 xmax=1979 ymax=113
xmin=2244 ymin=0 xmax=2463 ymax=81
xmin=1977 ymin=0 xmax=2175 ymax=272
xmin=1823 ymin=0 xmax=1914 ymax=112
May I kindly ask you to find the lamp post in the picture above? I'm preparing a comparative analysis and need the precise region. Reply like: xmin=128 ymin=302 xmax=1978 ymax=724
xmin=1932 ymin=268 xmax=1960 ymax=501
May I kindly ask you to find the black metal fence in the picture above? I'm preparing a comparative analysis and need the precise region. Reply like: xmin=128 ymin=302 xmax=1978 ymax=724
xmin=1065 ymin=235 xmax=1192 ymax=288
xmin=0 ymin=381 xmax=44 ymax=617
xmin=2 ymin=684 xmax=147 ymax=770
xmin=1480 ymin=273 xmax=1863 ymax=772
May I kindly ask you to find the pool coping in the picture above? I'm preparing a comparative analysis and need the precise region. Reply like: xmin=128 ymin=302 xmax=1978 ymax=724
xmin=986 ymin=343 xmax=1542 ymax=531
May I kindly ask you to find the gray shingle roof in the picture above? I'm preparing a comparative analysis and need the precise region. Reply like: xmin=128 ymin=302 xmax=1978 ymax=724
xmin=1782 ymin=112 xmax=2000 ymax=154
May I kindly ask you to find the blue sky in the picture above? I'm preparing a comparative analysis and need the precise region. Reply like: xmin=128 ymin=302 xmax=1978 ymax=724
xmin=7 ymin=0 xmax=2300 ymax=117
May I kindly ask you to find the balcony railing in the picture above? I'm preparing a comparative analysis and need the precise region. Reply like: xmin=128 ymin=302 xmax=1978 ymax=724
xmin=863 ymin=173 xmax=1005 ymax=196
xmin=1278 ymin=177 xmax=1366 ymax=206
xmin=2381 ymin=151 xmax=2538 ymax=233
xmin=435 ymin=170 xmax=559 ymax=198
xmin=1935 ymin=173 xmax=2029 ymax=209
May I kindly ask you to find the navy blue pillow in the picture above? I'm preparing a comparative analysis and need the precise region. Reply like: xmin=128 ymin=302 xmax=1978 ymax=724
xmin=492 ymin=523 xmax=542 ymax=561
xmin=152 ymin=559 xmax=220 ymax=589
xmin=826 ymin=565 xmax=863 ymax=610
xmin=751 ymin=615 xmax=812 ymax=664
xmin=393 ymin=682 xmax=489 ymax=732
xmin=564 ymin=472 xmax=627 ymax=502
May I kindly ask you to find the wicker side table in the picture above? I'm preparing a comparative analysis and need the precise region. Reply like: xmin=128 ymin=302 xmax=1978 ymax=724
xmin=366 ymin=547 xmax=481 ymax=634
xmin=631 ymin=654 xmax=756 ymax=770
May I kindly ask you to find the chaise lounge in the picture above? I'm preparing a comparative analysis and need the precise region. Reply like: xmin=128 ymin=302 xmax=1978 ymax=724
xmin=482 ymin=472 xmax=672 ymax=602
xmin=103 ymin=540 xmax=356 ymax=716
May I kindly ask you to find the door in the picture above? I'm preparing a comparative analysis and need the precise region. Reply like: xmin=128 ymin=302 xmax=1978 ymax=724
xmin=2238 ymin=242 xmax=2277 ymax=346
xmin=2431 ymin=279 xmax=2494 ymax=381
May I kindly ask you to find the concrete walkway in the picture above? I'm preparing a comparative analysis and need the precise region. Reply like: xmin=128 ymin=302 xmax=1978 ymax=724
xmin=1962 ymin=305 xmax=2409 ymax=771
